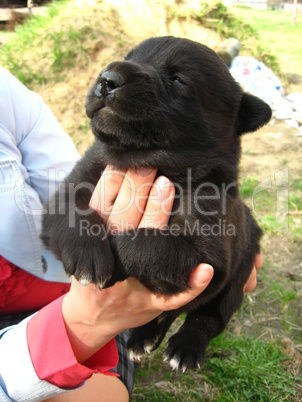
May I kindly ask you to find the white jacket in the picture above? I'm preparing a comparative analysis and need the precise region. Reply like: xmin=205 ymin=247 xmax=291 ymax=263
xmin=0 ymin=66 xmax=80 ymax=282
xmin=0 ymin=68 xmax=82 ymax=401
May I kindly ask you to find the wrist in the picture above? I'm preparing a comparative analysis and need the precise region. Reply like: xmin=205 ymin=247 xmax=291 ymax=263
xmin=62 ymin=284 xmax=118 ymax=363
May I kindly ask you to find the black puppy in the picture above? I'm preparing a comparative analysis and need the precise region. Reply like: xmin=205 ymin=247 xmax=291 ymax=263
xmin=41 ymin=36 xmax=271 ymax=371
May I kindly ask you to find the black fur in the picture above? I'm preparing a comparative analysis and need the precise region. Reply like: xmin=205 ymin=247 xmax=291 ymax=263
xmin=41 ymin=36 xmax=272 ymax=370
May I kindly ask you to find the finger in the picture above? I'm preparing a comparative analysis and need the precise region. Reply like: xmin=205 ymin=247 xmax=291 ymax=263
xmin=139 ymin=176 xmax=175 ymax=229
xmin=243 ymin=266 xmax=257 ymax=293
xmin=89 ymin=166 xmax=125 ymax=224
xmin=152 ymin=264 xmax=214 ymax=311
xmin=243 ymin=253 xmax=263 ymax=293
xmin=108 ymin=168 xmax=157 ymax=233
xmin=254 ymin=253 xmax=263 ymax=271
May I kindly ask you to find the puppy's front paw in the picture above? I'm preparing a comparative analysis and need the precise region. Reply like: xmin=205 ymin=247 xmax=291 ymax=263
xmin=163 ymin=333 xmax=206 ymax=372
xmin=62 ymin=235 xmax=114 ymax=287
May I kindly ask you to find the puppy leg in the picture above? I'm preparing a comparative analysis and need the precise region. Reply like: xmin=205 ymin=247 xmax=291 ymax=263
xmin=107 ymin=228 xmax=204 ymax=294
xmin=42 ymin=207 xmax=114 ymax=286
xmin=163 ymin=279 xmax=246 ymax=371
xmin=41 ymin=145 xmax=115 ymax=286
xmin=127 ymin=312 xmax=178 ymax=362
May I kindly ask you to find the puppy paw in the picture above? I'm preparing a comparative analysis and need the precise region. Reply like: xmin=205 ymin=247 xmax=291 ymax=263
xmin=62 ymin=235 xmax=115 ymax=287
xmin=127 ymin=336 xmax=159 ymax=362
xmin=163 ymin=333 xmax=206 ymax=372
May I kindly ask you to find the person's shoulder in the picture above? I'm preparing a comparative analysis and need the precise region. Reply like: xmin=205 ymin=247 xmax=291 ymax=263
xmin=0 ymin=68 xmax=41 ymax=141
xmin=0 ymin=66 xmax=18 ymax=85
xmin=0 ymin=67 xmax=28 ymax=101
xmin=0 ymin=66 xmax=9 ymax=77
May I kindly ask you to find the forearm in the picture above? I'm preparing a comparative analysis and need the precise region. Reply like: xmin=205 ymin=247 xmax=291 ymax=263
xmin=0 ymin=316 xmax=66 ymax=401
xmin=61 ymin=283 xmax=120 ymax=363
xmin=0 ymin=295 xmax=119 ymax=401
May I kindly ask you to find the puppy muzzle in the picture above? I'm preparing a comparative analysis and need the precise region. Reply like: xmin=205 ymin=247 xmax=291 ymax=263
xmin=94 ymin=71 xmax=125 ymax=101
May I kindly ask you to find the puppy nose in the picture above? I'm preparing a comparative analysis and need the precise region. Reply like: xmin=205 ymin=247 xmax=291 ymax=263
xmin=94 ymin=71 xmax=124 ymax=98
xmin=101 ymin=71 xmax=124 ymax=88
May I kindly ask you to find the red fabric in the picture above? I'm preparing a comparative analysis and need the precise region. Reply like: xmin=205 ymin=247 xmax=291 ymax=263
xmin=0 ymin=256 xmax=70 ymax=314
xmin=1 ymin=255 xmax=119 ymax=388
xmin=27 ymin=295 xmax=119 ymax=388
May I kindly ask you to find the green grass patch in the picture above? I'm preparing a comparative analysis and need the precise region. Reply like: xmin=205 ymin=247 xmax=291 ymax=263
xmin=239 ymin=177 xmax=259 ymax=198
xmin=239 ymin=174 xmax=302 ymax=236
xmin=239 ymin=177 xmax=282 ymax=233
xmin=0 ymin=0 xmax=70 ymax=85
xmin=48 ymin=26 xmax=91 ymax=74
xmin=132 ymin=333 xmax=299 ymax=401
xmin=292 ymin=179 xmax=302 ymax=191
xmin=191 ymin=2 xmax=280 ymax=73
xmin=289 ymin=180 xmax=302 ymax=212
xmin=270 ymin=282 xmax=297 ymax=304
xmin=204 ymin=334 xmax=299 ymax=402
xmin=0 ymin=0 xmax=100 ymax=86
xmin=247 ymin=262 xmax=301 ymax=344
xmin=231 ymin=6 xmax=302 ymax=79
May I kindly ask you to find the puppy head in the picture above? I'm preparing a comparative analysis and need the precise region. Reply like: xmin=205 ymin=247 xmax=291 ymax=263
xmin=86 ymin=36 xmax=271 ymax=170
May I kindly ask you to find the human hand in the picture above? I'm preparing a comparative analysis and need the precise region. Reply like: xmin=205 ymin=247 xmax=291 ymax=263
xmin=62 ymin=167 xmax=214 ymax=362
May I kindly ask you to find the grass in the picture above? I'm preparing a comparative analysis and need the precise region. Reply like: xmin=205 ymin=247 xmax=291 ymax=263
xmin=0 ymin=0 xmax=69 ymax=84
xmin=231 ymin=6 xmax=302 ymax=83
xmin=49 ymin=26 xmax=91 ymax=74
xmin=0 ymin=0 xmax=102 ymax=86
xmin=204 ymin=335 xmax=299 ymax=401
xmin=270 ymin=282 xmax=297 ymax=304
xmin=0 ymin=1 xmax=284 ymax=85
xmin=239 ymin=173 xmax=301 ymax=237
xmin=132 ymin=333 xmax=300 ymax=401
xmin=240 ymin=176 xmax=284 ymax=234
xmin=191 ymin=2 xmax=281 ymax=73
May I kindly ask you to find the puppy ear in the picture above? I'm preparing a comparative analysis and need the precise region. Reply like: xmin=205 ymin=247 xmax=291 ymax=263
xmin=237 ymin=93 xmax=272 ymax=135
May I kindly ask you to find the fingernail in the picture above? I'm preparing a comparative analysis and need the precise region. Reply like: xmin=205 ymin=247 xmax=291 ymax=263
xmin=152 ymin=176 xmax=173 ymax=204
xmin=135 ymin=167 xmax=155 ymax=176
xmin=197 ymin=264 xmax=214 ymax=284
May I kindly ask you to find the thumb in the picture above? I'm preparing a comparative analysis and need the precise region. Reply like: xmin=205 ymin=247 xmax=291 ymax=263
xmin=188 ymin=264 xmax=214 ymax=290
xmin=160 ymin=264 xmax=214 ymax=311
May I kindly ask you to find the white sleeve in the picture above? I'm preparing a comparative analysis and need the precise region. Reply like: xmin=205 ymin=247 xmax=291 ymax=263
xmin=0 ymin=67 xmax=81 ymax=280
xmin=0 ymin=67 xmax=80 ymax=205
xmin=0 ymin=68 xmax=83 ymax=399
xmin=0 ymin=319 xmax=69 ymax=401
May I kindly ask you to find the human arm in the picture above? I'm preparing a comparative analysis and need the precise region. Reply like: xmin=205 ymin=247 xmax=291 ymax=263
xmin=0 ymin=67 xmax=80 ymax=281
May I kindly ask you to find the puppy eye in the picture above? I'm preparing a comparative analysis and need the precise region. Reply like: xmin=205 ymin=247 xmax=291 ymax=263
xmin=171 ymin=75 xmax=184 ymax=84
